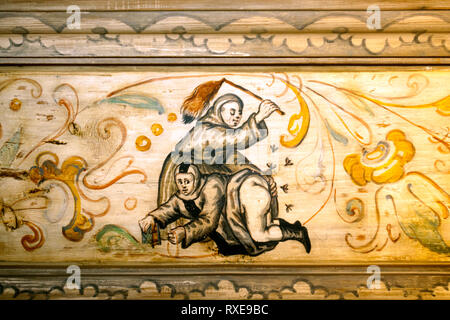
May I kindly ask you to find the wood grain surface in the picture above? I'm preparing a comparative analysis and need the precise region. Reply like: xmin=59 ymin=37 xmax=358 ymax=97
xmin=0 ymin=66 xmax=449 ymax=264
xmin=1 ymin=0 xmax=450 ymax=11
xmin=0 ymin=1 xmax=449 ymax=300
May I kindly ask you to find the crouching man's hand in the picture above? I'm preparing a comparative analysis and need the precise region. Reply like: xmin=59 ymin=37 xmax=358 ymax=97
xmin=139 ymin=215 xmax=155 ymax=233
xmin=264 ymin=175 xmax=278 ymax=197
xmin=168 ymin=227 xmax=186 ymax=245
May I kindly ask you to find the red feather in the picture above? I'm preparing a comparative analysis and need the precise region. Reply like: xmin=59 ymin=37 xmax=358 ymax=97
xmin=180 ymin=78 xmax=225 ymax=123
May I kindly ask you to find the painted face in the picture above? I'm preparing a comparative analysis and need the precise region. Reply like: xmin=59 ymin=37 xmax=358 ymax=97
xmin=1 ymin=207 xmax=18 ymax=231
xmin=176 ymin=173 xmax=195 ymax=196
xmin=220 ymin=101 xmax=243 ymax=128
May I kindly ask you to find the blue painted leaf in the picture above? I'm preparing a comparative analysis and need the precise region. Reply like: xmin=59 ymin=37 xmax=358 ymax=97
xmin=347 ymin=94 xmax=375 ymax=116
xmin=98 ymin=94 xmax=165 ymax=114
xmin=324 ymin=119 xmax=348 ymax=145
xmin=399 ymin=208 xmax=450 ymax=254
xmin=0 ymin=127 xmax=22 ymax=168
xmin=96 ymin=224 xmax=142 ymax=252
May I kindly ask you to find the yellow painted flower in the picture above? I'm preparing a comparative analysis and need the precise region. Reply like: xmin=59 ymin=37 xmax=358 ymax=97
xmin=343 ymin=130 xmax=415 ymax=186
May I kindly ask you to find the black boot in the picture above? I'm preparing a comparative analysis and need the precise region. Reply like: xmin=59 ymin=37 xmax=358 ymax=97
xmin=278 ymin=219 xmax=311 ymax=253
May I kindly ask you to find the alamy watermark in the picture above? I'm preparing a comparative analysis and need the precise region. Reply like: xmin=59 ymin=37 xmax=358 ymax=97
xmin=65 ymin=265 xmax=81 ymax=290
xmin=366 ymin=265 xmax=381 ymax=289
xmin=366 ymin=5 xmax=382 ymax=30
xmin=169 ymin=125 xmax=280 ymax=174
xmin=66 ymin=5 xmax=81 ymax=30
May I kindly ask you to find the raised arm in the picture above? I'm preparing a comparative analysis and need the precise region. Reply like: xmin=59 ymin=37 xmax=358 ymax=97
xmin=222 ymin=99 xmax=281 ymax=149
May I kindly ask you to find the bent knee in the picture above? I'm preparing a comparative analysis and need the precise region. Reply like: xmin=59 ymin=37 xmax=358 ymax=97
xmin=249 ymin=230 xmax=270 ymax=243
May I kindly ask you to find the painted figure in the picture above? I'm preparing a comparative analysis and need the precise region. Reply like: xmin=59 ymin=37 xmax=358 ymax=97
xmin=0 ymin=200 xmax=22 ymax=231
xmin=157 ymin=92 xmax=280 ymax=206
xmin=139 ymin=163 xmax=311 ymax=256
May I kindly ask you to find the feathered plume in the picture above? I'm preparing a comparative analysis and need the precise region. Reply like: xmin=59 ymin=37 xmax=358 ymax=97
xmin=180 ymin=78 xmax=225 ymax=124
xmin=180 ymin=78 xmax=285 ymax=124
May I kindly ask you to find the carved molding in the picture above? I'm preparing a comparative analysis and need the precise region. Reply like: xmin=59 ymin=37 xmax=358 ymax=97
xmin=1 ymin=0 xmax=450 ymax=11
xmin=0 ymin=11 xmax=449 ymax=58
xmin=1 ymin=265 xmax=450 ymax=300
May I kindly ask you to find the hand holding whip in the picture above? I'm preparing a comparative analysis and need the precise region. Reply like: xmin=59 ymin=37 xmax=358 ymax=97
xmin=222 ymin=79 xmax=285 ymax=116
xmin=180 ymin=78 xmax=285 ymax=124
xmin=255 ymin=99 xmax=282 ymax=123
